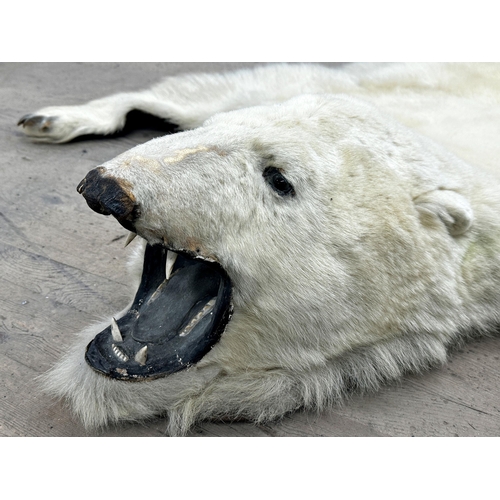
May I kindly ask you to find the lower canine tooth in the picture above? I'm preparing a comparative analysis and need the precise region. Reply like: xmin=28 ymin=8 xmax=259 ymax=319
xmin=111 ymin=317 xmax=123 ymax=342
xmin=135 ymin=345 xmax=148 ymax=365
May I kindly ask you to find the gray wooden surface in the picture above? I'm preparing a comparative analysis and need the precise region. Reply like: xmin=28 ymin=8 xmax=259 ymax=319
xmin=1 ymin=62 xmax=499 ymax=437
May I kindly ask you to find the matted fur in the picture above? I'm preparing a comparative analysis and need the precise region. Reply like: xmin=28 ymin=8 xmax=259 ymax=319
xmin=21 ymin=63 xmax=500 ymax=435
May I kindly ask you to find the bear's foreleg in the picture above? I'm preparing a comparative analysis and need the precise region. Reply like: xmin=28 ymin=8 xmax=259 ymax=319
xmin=18 ymin=63 xmax=352 ymax=143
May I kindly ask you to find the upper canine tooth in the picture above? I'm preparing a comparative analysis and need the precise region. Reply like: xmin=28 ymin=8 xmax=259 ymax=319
xmin=124 ymin=232 xmax=137 ymax=247
xmin=135 ymin=345 xmax=148 ymax=366
xmin=165 ymin=250 xmax=178 ymax=280
xmin=111 ymin=317 xmax=123 ymax=342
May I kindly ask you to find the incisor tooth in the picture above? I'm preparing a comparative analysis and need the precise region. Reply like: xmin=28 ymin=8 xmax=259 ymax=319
xmin=165 ymin=250 xmax=178 ymax=280
xmin=135 ymin=345 xmax=148 ymax=365
xmin=112 ymin=344 xmax=129 ymax=362
xmin=124 ymin=232 xmax=137 ymax=247
xmin=111 ymin=317 xmax=123 ymax=342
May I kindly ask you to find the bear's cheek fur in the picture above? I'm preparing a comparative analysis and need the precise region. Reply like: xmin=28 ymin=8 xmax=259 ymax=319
xmin=221 ymin=165 xmax=468 ymax=373
xmin=198 ymin=180 xmax=446 ymax=373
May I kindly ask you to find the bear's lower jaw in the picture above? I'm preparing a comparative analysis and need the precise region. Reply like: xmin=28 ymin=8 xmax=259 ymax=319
xmin=85 ymin=243 xmax=233 ymax=381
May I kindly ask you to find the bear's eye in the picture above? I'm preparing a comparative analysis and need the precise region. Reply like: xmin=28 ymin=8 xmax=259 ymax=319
xmin=263 ymin=167 xmax=295 ymax=197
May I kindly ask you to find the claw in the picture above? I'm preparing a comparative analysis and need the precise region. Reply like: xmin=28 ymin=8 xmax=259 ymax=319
xmin=17 ymin=114 xmax=54 ymax=130
xmin=19 ymin=115 xmax=42 ymax=127
xmin=18 ymin=115 xmax=29 ymax=126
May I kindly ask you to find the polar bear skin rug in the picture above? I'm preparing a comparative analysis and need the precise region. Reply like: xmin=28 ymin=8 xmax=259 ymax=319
xmin=18 ymin=63 xmax=500 ymax=436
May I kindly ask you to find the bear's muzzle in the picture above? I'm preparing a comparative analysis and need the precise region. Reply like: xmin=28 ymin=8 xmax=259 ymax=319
xmin=77 ymin=167 xmax=140 ymax=232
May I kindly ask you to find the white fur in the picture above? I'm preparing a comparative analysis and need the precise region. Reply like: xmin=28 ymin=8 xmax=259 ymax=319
xmin=23 ymin=63 xmax=500 ymax=435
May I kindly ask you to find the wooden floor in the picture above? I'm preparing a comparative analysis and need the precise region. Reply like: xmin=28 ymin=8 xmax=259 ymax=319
xmin=1 ymin=62 xmax=499 ymax=437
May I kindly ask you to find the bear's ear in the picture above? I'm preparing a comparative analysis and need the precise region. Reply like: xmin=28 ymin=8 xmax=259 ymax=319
xmin=414 ymin=189 xmax=473 ymax=236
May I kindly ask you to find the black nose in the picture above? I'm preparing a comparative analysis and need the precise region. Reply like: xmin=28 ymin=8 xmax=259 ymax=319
xmin=77 ymin=167 xmax=140 ymax=231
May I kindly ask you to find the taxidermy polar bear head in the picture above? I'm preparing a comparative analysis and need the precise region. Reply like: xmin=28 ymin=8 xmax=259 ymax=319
xmin=46 ymin=93 xmax=500 ymax=435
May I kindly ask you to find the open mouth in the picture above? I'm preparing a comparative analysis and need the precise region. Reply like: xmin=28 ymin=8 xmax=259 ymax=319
xmin=85 ymin=242 xmax=233 ymax=381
